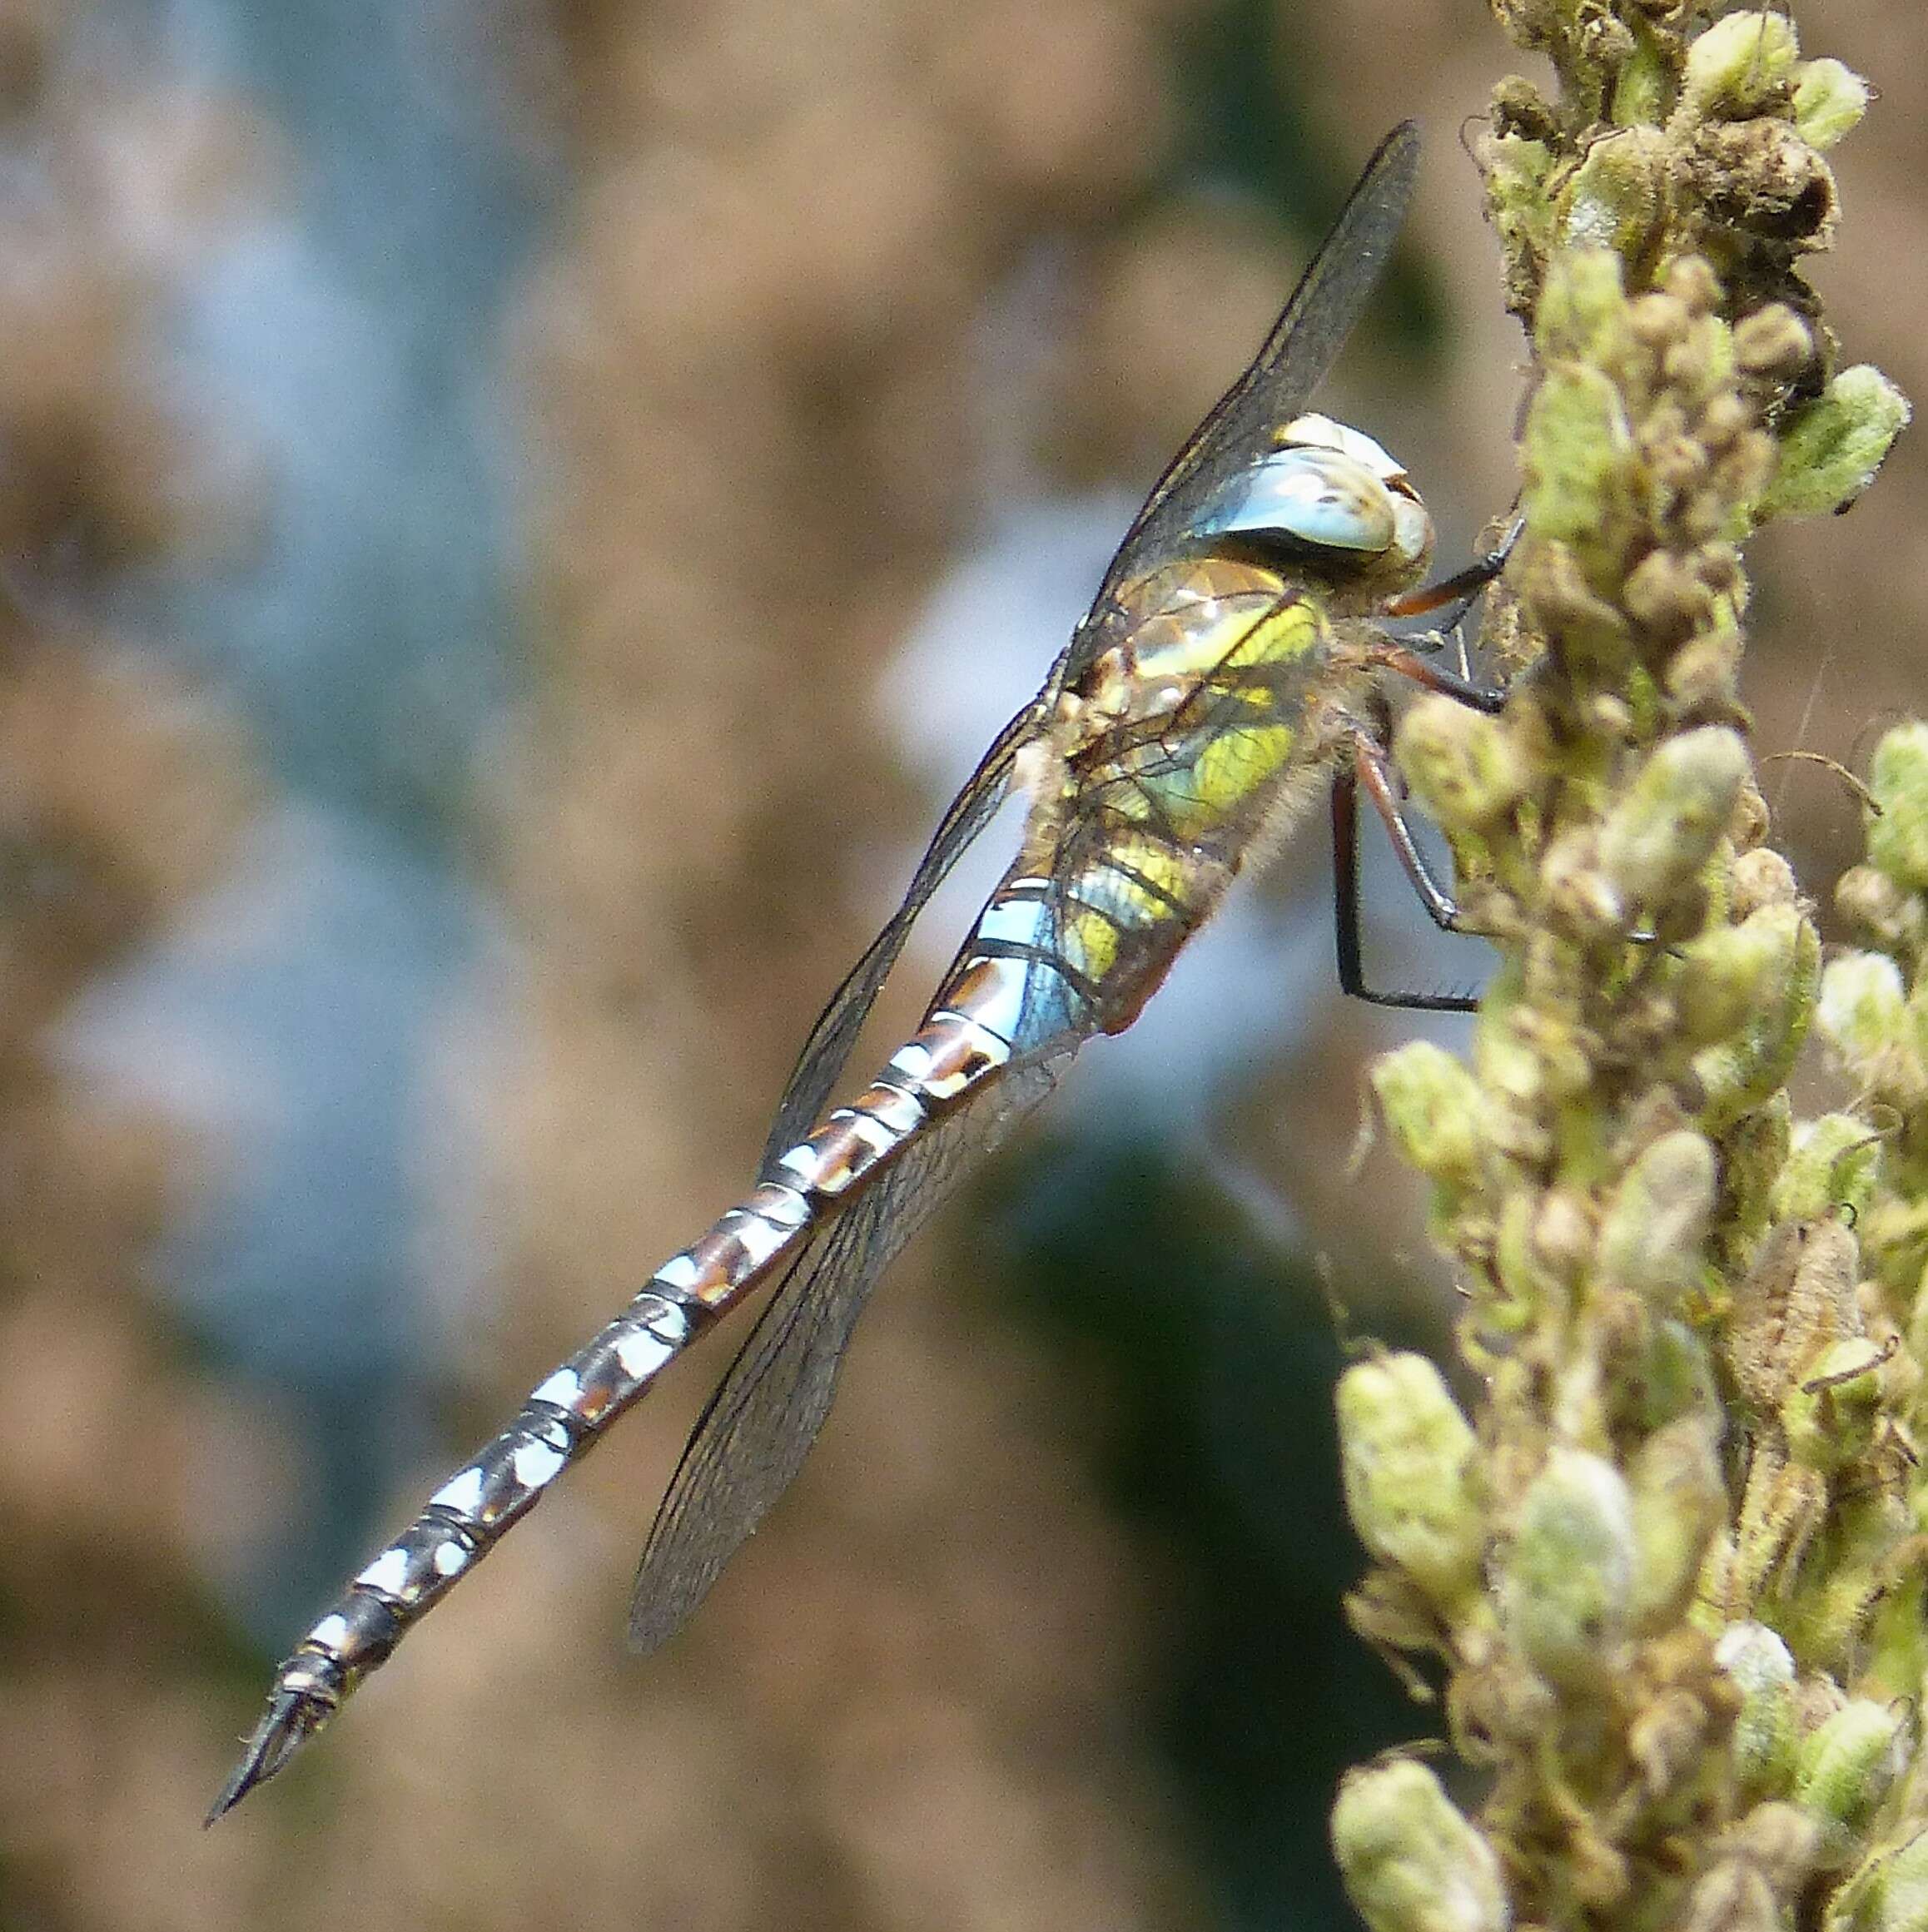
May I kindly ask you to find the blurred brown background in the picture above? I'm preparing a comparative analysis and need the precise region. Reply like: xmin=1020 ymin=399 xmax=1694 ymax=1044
xmin=0 ymin=1 xmax=1919 ymax=1928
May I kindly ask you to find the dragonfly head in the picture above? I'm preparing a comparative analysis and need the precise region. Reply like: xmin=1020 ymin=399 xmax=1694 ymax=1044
xmin=1192 ymin=412 xmax=1432 ymax=595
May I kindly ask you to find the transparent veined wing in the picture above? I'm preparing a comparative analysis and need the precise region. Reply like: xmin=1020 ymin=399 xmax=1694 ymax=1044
xmin=759 ymin=699 xmax=1039 ymax=1165
xmin=632 ymin=1050 xmax=1067 ymax=1654
xmin=1067 ymin=121 xmax=1420 ymax=671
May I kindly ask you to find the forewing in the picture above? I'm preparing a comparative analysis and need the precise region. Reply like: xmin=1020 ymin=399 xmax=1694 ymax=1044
xmin=1078 ymin=123 xmax=1420 ymax=640
xmin=632 ymin=1052 xmax=1067 ymax=1655
xmin=760 ymin=699 xmax=1039 ymax=1166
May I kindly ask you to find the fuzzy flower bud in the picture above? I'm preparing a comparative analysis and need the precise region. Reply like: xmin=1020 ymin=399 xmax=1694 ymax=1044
xmin=1762 ymin=367 xmax=1911 ymax=521
xmin=1597 ymin=728 xmax=1748 ymax=917
xmin=1397 ymin=697 xmax=1529 ymax=834
xmin=1794 ymin=1701 xmax=1911 ymax=1870
xmin=1715 ymin=1624 xmax=1797 ymax=1797
xmin=1866 ymin=723 xmax=1928 ymax=892
xmin=1627 ymin=1414 xmax=1724 ymax=1628
xmin=1673 ymin=906 xmax=1803 ymax=1049
xmin=1336 ymin=1354 xmax=1485 ymax=1615
xmin=1499 ymin=1449 xmax=1635 ymax=1686
xmin=1597 ymin=1130 xmax=1716 ymax=1307
xmin=1792 ymin=59 xmax=1871 ymax=151
xmin=1693 ymin=913 xmax=1820 ymax=1131
xmin=1680 ymin=12 xmax=1799 ymax=121
xmin=1331 ymin=1760 xmax=1509 ymax=1932
xmin=1782 ymin=1334 xmax=1886 ymax=1473
xmin=1373 ymin=1041 xmax=1485 ymax=1189
xmin=1818 ymin=952 xmax=1924 ymax=1102
xmin=1559 ymin=127 xmax=1668 ymax=261
xmin=1771 ymin=1113 xmax=1881 ymax=1227
xmin=1833 ymin=1828 xmax=1928 ymax=1932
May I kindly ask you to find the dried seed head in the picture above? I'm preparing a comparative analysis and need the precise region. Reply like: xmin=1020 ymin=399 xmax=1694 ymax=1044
xmin=1733 ymin=303 xmax=1814 ymax=381
xmin=1730 ymin=847 xmax=1796 ymax=916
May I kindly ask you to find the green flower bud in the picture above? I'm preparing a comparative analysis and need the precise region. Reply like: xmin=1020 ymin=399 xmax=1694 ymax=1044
xmin=1831 ymin=1830 xmax=1928 ymax=1932
xmin=1331 ymin=1760 xmax=1508 ymax=1932
xmin=1772 ymin=1114 xmax=1882 ymax=1227
xmin=1500 ymin=1448 xmax=1635 ymax=1686
xmin=1559 ymin=127 xmax=1668 ymax=264
xmin=1867 ymin=1199 xmax=1928 ymax=1305
xmin=1597 ymin=728 xmax=1749 ymax=916
xmin=1694 ymin=913 xmax=1820 ymax=1132
xmin=1762 ymin=367 xmax=1912 ymax=521
xmin=1714 ymin=1623 xmax=1797 ymax=1796
xmin=1523 ymin=364 xmax=1641 ymax=582
xmin=1818 ymin=953 xmax=1924 ymax=1102
xmin=1867 ymin=725 xmax=1928 ymax=893
xmin=1835 ymin=865 xmax=1927 ymax=959
xmin=1336 ymin=1354 xmax=1485 ymax=1615
xmin=1674 ymin=906 xmax=1803 ymax=1049
xmin=1373 ymin=1041 xmax=1485 ymax=1189
xmin=1536 ymin=246 xmax=1630 ymax=366
xmin=1783 ymin=1336 xmax=1887 ymax=1474
xmin=1619 ymin=1318 xmax=1719 ymax=1433
xmin=1627 ymin=1414 xmax=1725 ymax=1628
xmin=1397 ymin=697 xmax=1529 ymax=834
xmin=1609 ymin=23 xmax=1671 ymax=128
xmin=1727 ymin=1097 xmax=1794 ymax=1249
xmin=1681 ymin=12 xmax=1799 ymax=121
xmin=1795 ymin=1701 xmax=1911 ymax=1870
xmin=1792 ymin=59 xmax=1871 ymax=151
xmin=1598 ymin=1130 xmax=1716 ymax=1308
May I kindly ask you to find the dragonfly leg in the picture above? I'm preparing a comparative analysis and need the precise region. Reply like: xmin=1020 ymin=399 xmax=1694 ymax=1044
xmin=1330 ymin=735 xmax=1481 ymax=1014
xmin=1383 ymin=514 xmax=1522 ymax=680
xmin=1383 ymin=514 xmax=1522 ymax=624
xmin=1366 ymin=642 xmax=1508 ymax=715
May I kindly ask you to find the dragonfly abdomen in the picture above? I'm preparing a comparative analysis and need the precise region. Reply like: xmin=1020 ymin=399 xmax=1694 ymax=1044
xmin=212 ymin=887 xmax=1068 ymax=1814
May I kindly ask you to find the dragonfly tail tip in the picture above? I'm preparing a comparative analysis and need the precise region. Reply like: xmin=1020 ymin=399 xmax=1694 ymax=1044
xmin=206 ymin=1689 xmax=324 ymax=1825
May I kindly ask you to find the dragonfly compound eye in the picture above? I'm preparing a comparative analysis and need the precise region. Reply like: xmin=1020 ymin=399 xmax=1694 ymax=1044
xmin=1195 ymin=444 xmax=1409 ymax=561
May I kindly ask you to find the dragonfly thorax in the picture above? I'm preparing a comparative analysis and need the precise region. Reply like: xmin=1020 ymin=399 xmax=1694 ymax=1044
xmin=1192 ymin=411 xmax=1431 ymax=588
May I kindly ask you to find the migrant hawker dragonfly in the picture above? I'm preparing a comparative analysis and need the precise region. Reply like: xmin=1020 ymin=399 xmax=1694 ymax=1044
xmin=214 ymin=119 xmax=1507 ymax=1817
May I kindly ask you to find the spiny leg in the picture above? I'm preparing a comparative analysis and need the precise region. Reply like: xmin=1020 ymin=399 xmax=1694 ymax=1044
xmin=1383 ymin=513 xmax=1521 ymax=679
xmin=1331 ymin=733 xmax=1480 ymax=1014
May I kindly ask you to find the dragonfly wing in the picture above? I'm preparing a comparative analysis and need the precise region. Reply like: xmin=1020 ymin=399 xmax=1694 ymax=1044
xmin=759 ymin=699 xmax=1041 ymax=1166
xmin=632 ymin=1050 xmax=1066 ymax=1655
xmin=1079 ymin=122 xmax=1420 ymax=633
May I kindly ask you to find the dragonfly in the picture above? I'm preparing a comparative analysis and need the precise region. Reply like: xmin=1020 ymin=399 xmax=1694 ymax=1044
xmin=212 ymin=119 xmax=1512 ymax=1819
